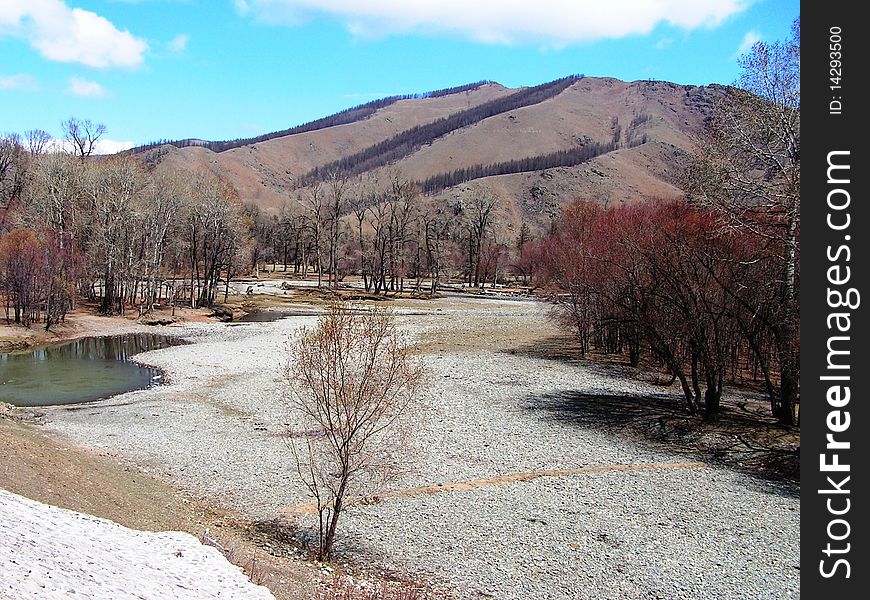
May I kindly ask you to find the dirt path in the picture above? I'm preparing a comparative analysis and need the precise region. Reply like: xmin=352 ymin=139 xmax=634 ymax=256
xmin=281 ymin=461 xmax=708 ymax=515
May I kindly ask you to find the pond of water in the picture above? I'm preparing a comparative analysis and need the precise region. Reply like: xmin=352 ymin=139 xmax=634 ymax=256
xmin=234 ymin=309 xmax=316 ymax=322
xmin=0 ymin=333 xmax=184 ymax=407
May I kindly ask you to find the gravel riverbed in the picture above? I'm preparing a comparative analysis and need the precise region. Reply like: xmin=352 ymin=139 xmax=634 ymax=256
xmin=37 ymin=297 xmax=800 ymax=599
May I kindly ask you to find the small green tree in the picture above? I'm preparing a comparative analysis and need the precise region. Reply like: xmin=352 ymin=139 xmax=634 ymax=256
xmin=286 ymin=302 xmax=424 ymax=560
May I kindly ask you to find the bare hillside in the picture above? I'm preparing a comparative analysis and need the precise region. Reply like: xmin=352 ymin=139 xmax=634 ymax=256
xmin=154 ymin=83 xmax=513 ymax=210
xmin=425 ymin=141 xmax=689 ymax=233
xmin=387 ymin=78 xmax=699 ymax=180
xmin=146 ymin=76 xmax=721 ymax=220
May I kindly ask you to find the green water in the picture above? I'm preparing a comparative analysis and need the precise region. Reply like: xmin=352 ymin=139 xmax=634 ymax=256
xmin=0 ymin=334 xmax=184 ymax=407
xmin=235 ymin=309 xmax=314 ymax=322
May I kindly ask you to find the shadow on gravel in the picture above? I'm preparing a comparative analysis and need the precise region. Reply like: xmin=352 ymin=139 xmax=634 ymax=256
xmin=511 ymin=333 xmax=799 ymax=492
xmin=509 ymin=333 xmax=683 ymax=384
xmin=522 ymin=389 xmax=799 ymax=495
xmin=247 ymin=517 xmax=387 ymax=564
xmin=245 ymin=517 xmax=309 ymax=559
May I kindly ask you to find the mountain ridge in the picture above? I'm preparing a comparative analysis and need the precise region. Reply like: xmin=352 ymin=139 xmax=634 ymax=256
xmin=142 ymin=75 xmax=726 ymax=230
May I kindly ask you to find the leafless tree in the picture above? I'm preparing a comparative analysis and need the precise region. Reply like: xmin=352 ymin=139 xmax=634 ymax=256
xmin=23 ymin=152 xmax=86 ymax=246
xmin=458 ymin=185 xmax=499 ymax=287
xmin=299 ymin=182 xmax=326 ymax=286
xmin=63 ymin=117 xmax=107 ymax=161
xmin=324 ymin=172 xmax=349 ymax=288
xmin=285 ymin=303 xmax=425 ymax=560
xmin=382 ymin=171 xmax=417 ymax=292
xmin=1 ymin=134 xmax=28 ymax=225
xmin=348 ymin=174 xmax=379 ymax=291
xmin=135 ymin=169 xmax=184 ymax=314
xmin=25 ymin=129 xmax=52 ymax=155
xmin=684 ymin=17 xmax=800 ymax=424
xmin=85 ymin=155 xmax=145 ymax=314
xmin=186 ymin=172 xmax=245 ymax=308
xmin=422 ymin=203 xmax=451 ymax=294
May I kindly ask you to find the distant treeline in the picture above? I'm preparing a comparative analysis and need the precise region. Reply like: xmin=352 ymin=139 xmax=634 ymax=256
xmin=298 ymin=75 xmax=584 ymax=187
xmin=419 ymin=140 xmax=623 ymax=194
xmin=131 ymin=81 xmax=493 ymax=155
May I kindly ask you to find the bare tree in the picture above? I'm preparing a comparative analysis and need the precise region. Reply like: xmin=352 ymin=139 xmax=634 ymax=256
xmin=1 ymin=134 xmax=28 ymax=224
xmin=186 ymin=173 xmax=244 ymax=308
xmin=300 ymin=182 xmax=325 ymax=286
xmin=23 ymin=152 xmax=85 ymax=240
xmin=324 ymin=172 xmax=348 ymax=288
xmin=348 ymin=175 xmax=378 ymax=291
xmin=383 ymin=171 xmax=417 ymax=292
xmin=25 ymin=129 xmax=52 ymax=155
xmin=684 ymin=17 xmax=800 ymax=424
xmin=285 ymin=303 xmax=424 ymax=560
xmin=85 ymin=155 xmax=145 ymax=314
xmin=422 ymin=202 xmax=451 ymax=294
xmin=135 ymin=169 xmax=184 ymax=314
xmin=458 ymin=185 xmax=498 ymax=287
xmin=63 ymin=117 xmax=107 ymax=161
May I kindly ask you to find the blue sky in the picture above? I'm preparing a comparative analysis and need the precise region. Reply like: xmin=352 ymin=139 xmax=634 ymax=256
xmin=1 ymin=0 xmax=799 ymax=151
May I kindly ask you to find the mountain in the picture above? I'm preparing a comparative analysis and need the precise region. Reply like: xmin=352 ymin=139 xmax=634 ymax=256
xmin=139 ymin=76 xmax=724 ymax=231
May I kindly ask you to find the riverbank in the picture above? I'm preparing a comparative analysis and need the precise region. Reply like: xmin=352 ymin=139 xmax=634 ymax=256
xmin=19 ymin=295 xmax=799 ymax=599
xmin=0 ymin=304 xmax=216 ymax=352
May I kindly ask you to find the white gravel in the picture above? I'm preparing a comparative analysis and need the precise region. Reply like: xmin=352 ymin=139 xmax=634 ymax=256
xmin=35 ymin=297 xmax=800 ymax=599
xmin=0 ymin=488 xmax=274 ymax=600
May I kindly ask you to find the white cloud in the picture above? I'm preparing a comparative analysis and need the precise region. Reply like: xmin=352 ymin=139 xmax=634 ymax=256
xmin=0 ymin=74 xmax=39 ymax=90
xmin=68 ymin=76 xmax=106 ymax=97
xmin=46 ymin=137 xmax=135 ymax=155
xmin=168 ymin=33 xmax=189 ymax=53
xmin=235 ymin=0 xmax=749 ymax=44
xmin=736 ymin=30 xmax=762 ymax=56
xmin=0 ymin=0 xmax=147 ymax=68
xmin=93 ymin=138 xmax=135 ymax=154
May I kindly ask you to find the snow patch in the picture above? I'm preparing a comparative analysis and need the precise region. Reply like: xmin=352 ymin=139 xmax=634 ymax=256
xmin=0 ymin=489 xmax=274 ymax=600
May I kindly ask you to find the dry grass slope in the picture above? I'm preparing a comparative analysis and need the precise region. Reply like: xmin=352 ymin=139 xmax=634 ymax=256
xmin=151 ymin=76 xmax=722 ymax=227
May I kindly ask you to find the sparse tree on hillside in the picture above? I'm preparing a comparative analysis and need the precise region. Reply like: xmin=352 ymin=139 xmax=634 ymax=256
xmin=285 ymin=303 xmax=424 ymax=560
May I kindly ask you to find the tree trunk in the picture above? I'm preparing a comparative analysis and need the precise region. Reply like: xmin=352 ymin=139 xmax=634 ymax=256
xmin=777 ymin=211 xmax=799 ymax=425
xmin=323 ymin=492 xmax=345 ymax=560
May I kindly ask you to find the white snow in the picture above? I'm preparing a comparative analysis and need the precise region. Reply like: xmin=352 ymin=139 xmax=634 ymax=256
xmin=0 ymin=489 xmax=275 ymax=600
